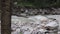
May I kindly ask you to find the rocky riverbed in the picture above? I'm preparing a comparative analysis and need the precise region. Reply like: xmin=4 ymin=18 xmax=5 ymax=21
xmin=11 ymin=15 xmax=60 ymax=34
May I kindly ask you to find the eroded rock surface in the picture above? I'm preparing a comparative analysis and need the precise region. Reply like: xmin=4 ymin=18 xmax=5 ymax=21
xmin=11 ymin=15 xmax=60 ymax=34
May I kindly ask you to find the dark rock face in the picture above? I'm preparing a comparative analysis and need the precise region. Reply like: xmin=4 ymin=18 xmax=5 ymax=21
xmin=12 ymin=8 xmax=60 ymax=16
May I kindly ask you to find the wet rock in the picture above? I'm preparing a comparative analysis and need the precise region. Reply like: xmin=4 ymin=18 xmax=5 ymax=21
xmin=11 ymin=15 xmax=59 ymax=34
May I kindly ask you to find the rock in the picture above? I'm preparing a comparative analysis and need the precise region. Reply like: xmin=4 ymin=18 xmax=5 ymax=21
xmin=23 ymin=31 xmax=31 ymax=34
xmin=11 ymin=15 xmax=59 ymax=34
